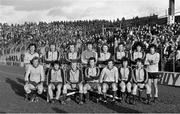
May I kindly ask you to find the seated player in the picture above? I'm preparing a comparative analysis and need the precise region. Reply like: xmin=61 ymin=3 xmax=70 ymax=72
xmin=131 ymin=58 xmax=151 ymax=105
xmin=24 ymin=57 xmax=45 ymax=102
xmin=24 ymin=43 xmax=39 ymax=71
xmin=48 ymin=61 xmax=65 ymax=104
xmin=99 ymin=59 xmax=119 ymax=102
xmin=63 ymin=61 xmax=84 ymax=104
xmin=83 ymin=57 xmax=101 ymax=103
xmin=118 ymin=57 xmax=132 ymax=103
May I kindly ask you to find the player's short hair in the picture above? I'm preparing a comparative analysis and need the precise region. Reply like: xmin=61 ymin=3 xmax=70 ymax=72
xmin=28 ymin=43 xmax=37 ymax=50
xmin=135 ymin=58 xmax=143 ymax=64
xmin=88 ymin=57 xmax=96 ymax=66
xmin=30 ymin=56 xmax=39 ymax=64
xmin=121 ymin=57 xmax=129 ymax=64
xmin=53 ymin=60 xmax=60 ymax=66
xmin=107 ymin=59 xmax=114 ymax=64
xmin=86 ymin=42 xmax=93 ymax=45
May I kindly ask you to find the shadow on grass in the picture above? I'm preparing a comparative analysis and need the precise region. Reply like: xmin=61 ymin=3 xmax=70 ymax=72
xmin=5 ymin=78 xmax=25 ymax=98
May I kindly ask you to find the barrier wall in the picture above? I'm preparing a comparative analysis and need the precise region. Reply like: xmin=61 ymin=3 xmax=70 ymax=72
xmin=158 ymin=71 xmax=180 ymax=87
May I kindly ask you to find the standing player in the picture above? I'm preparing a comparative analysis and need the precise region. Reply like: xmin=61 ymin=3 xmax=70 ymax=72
xmin=100 ymin=59 xmax=119 ymax=102
xmin=145 ymin=44 xmax=160 ymax=103
xmin=131 ymin=58 xmax=151 ymax=105
xmin=81 ymin=42 xmax=98 ymax=65
xmin=24 ymin=57 xmax=45 ymax=102
xmin=83 ymin=57 xmax=101 ymax=103
xmin=48 ymin=61 xmax=65 ymax=104
xmin=65 ymin=43 xmax=80 ymax=63
xmin=118 ymin=57 xmax=132 ymax=103
xmin=24 ymin=43 xmax=39 ymax=70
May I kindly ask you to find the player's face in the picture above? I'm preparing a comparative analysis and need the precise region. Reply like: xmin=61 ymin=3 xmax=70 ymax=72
xmin=50 ymin=45 xmax=56 ymax=52
xmin=123 ymin=61 xmax=128 ymax=67
xmin=137 ymin=61 xmax=142 ymax=68
xmin=32 ymin=59 xmax=39 ymax=67
xmin=90 ymin=60 xmax=95 ymax=67
xmin=54 ymin=64 xmax=60 ymax=70
xmin=103 ymin=45 xmax=108 ymax=52
xmin=87 ymin=44 xmax=92 ymax=50
xmin=70 ymin=45 xmax=75 ymax=52
xmin=119 ymin=45 xmax=124 ymax=51
xmin=150 ymin=47 xmax=155 ymax=54
xmin=108 ymin=61 xmax=113 ymax=69
xmin=137 ymin=46 xmax=141 ymax=52
xmin=71 ymin=63 xmax=77 ymax=70
xmin=30 ymin=46 xmax=35 ymax=52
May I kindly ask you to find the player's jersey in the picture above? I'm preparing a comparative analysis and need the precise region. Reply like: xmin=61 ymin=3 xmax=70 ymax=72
xmin=100 ymin=66 xmax=118 ymax=83
xmin=119 ymin=67 xmax=132 ymax=82
xmin=132 ymin=67 xmax=148 ymax=83
xmin=24 ymin=52 xmax=39 ymax=64
xmin=45 ymin=51 xmax=59 ymax=62
xmin=85 ymin=67 xmax=100 ymax=82
xmin=145 ymin=53 xmax=160 ymax=72
xmin=99 ymin=52 xmax=111 ymax=61
xmin=50 ymin=69 xmax=64 ymax=83
xmin=132 ymin=51 xmax=144 ymax=60
xmin=81 ymin=50 xmax=97 ymax=64
xmin=24 ymin=64 xmax=45 ymax=83
xmin=66 ymin=69 xmax=83 ymax=84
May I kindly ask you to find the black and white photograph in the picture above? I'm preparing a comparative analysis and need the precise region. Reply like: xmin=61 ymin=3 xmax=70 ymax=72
xmin=0 ymin=0 xmax=180 ymax=113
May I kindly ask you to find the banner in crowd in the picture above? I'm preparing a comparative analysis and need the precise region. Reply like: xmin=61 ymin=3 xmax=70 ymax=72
xmin=158 ymin=71 xmax=180 ymax=87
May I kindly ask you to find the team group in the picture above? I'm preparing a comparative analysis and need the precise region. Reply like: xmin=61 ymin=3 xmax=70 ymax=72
xmin=23 ymin=42 xmax=160 ymax=105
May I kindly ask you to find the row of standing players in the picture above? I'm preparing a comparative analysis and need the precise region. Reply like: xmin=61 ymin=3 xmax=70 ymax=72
xmin=23 ymin=42 xmax=160 ymax=105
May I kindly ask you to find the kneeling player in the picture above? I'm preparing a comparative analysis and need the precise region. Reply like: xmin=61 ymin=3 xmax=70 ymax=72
xmin=24 ymin=57 xmax=45 ymax=102
xmin=48 ymin=61 xmax=65 ymax=104
xmin=63 ymin=61 xmax=84 ymax=104
xmin=131 ymin=58 xmax=151 ymax=104
xmin=119 ymin=57 xmax=132 ymax=103
xmin=83 ymin=57 xmax=101 ymax=102
xmin=100 ymin=59 xmax=119 ymax=102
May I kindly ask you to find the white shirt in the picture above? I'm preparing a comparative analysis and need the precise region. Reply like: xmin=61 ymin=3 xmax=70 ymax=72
xmin=25 ymin=64 xmax=45 ymax=83
xmin=119 ymin=67 xmax=129 ymax=81
xmin=24 ymin=52 xmax=39 ymax=64
xmin=133 ymin=52 xmax=143 ymax=60
xmin=68 ymin=52 xmax=78 ymax=60
xmin=100 ymin=66 xmax=118 ymax=83
xmin=145 ymin=53 xmax=160 ymax=72
xmin=176 ymin=50 xmax=180 ymax=60
xmin=99 ymin=52 xmax=111 ymax=61
xmin=116 ymin=51 xmax=125 ymax=60
xmin=46 ymin=51 xmax=59 ymax=61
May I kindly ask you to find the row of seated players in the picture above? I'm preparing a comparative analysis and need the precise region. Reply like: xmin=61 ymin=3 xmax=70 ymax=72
xmin=24 ymin=56 xmax=151 ymax=105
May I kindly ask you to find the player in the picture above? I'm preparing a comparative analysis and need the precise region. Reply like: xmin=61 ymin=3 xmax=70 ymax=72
xmin=63 ymin=61 xmax=84 ymax=104
xmin=99 ymin=59 xmax=119 ymax=102
xmin=144 ymin=44 xmax=160 ymax=103
xmin=24 ymin=43 xmax=39 ymax=70
xmin=98 ymin=44 xmax=111 ymax=63
xmin=65 ymin=43 xmax=80 ymax=63
xmin=24 ymin=57 xmax=45 ymax=102
xmin=83 ymin=57 xmax=101 ymax=103
xmin=114 ymin=43 xmax=128 ymax=65
xmin=81 ymin=42 xmax=98 ymax=65
xmin=131 ymin=58 xmax=151 ymax=105
xmin=118 ymin=57 xmax=132 ymax=103
xmin=48 ymin=61 xmax=65 ymax=104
